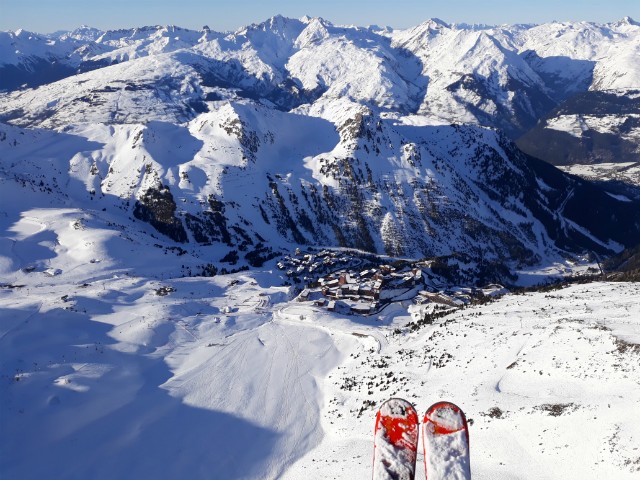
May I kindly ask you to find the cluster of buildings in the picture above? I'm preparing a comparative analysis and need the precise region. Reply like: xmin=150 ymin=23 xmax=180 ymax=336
xmin=277 ymin=249 xmax=353 ymax=278
xmin=281 ymin=249 xmax=508 ymax=316
xmin=297 ymin=263 xmax=423 ymax=315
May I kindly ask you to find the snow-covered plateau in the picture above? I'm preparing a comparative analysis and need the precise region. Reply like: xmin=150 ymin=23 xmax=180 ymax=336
xmin=1 ymin=14 xmax=640 ymax=480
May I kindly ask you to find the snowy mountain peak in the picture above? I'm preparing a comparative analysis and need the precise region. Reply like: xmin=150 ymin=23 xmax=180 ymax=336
xmin=298 ymin=15 xmax=331 ymax=26
xmin=421 ymin=17 xmax=451 ymax=30
xmin=61 ymin=25 xmax=104 ymax=42
xmin=13 ymin=28 xmax=42 ymax=40
xmin=403 ymin=18 xmax=451 ymax=38
xmin=1 ymin=15 xmax=639 ymax=136
xmin=620 ymin=16 xmax=640 ymax=26
xmin=238 ymin=15 xmax=304 ymax=37
xmin=294 ymin=17 xmax=331 ymax=48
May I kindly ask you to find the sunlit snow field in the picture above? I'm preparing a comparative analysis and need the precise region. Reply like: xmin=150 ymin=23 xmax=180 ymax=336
xmin=1 ymin=204 xmax=639 ymax=480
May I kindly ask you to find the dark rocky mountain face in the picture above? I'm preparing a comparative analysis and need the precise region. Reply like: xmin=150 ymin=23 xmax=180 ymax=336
xmin=0 ymin=57 xmax=78 ymax=91
xmin=603 ymin=243 xmax=640 ymax=281
xmin=521 ymin=154 xmax=640 ymax=252
xmin=517 ymin=90 xmax=640 ymax=166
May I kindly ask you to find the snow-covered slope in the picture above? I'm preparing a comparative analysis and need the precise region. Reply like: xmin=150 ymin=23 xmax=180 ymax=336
xmin=391 ymin=21 xmax=555 ymax=135
xmin=517 ymin=90 xmax=640 ymax=166
xmin=512 ymin=18 xmax=640 ymax=163
xmin=1 ymin=208 xmax=638 ymax=479
xmin=2 ymin=132 xmax=640 ymax=478
xmin=0 ymin=51 xmax=214 ymax=126
xmin=2 ymin=15 xmax=640 ymax=273
xmin=558 ymin=161 xmax=640 ymax=202
xmin=2 ymin=98 xmax=639 ymax=275
xmin=2 ymin=16 xmax=640 ymax=480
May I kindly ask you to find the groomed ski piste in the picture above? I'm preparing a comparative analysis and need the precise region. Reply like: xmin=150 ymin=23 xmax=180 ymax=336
xmin=1 ymin=198 xmax=639 ymax=480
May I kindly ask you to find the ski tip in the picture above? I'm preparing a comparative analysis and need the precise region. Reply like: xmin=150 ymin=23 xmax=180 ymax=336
xmin=373 ymin=397 xmax=420 ymax=479
xmin=377 ymin=398 xmax=418 ymax=421
xmin=424 ymin=401 xmax=464 ymax=417
xmin=375 ymin=398 xmax=419 ymax=449
xmin=423 ymin=401 xmax=469 ymax=441
xmin=379 ymin=397 xmax=417 ymax=410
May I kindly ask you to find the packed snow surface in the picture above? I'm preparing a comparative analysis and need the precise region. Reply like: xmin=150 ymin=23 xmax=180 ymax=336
xmin=1 ymin=200 xmax=639 ymax=479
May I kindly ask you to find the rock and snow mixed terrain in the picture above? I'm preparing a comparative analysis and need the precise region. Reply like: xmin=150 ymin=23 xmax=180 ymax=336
xmin=1 ymin=216 xmax=639 ymax=479
xmin=3 ymin=112 xmax=639 ymax=275
xmin=2 ymin=15 xmax=640 ymax=266
xmin=517 ymin=90 xmax=640 ymax=166
xmin=558 ymin=161 xmax=640 ymax=202
xmin=1 ymin=14 xmax=640 ymax=480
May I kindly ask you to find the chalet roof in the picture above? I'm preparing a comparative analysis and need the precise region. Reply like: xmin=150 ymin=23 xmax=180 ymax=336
xmin=351 ymin=303 xmax=373 ymax=313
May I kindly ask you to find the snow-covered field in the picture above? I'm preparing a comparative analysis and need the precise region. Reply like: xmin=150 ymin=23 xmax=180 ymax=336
xmin=1 ymin=203 xmax=639 ymax=479
xmin=281 ymin=283 xmax=640 ymax=480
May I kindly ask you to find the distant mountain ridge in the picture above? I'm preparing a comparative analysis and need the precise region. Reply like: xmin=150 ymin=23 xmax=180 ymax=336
xmin=1 ymin=16 xmax=640 ymax=283
xmin=2 ymin=16 xmax=639 ymax=129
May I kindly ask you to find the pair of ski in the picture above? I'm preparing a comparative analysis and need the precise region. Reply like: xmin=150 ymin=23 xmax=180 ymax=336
xmin=373 ymin=398 xmax=471 ymax=480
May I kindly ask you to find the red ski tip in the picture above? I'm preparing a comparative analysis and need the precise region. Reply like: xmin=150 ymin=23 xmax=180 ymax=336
xmin=423 ymin=401 xmax=469 ymax=442
xmin=422 ymin=401 xmax=471 ymax=480
xmin=375 ymin=399 xmax=419 ymax=450
xmin=373 ymin=398 xmax=419 ymax=480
